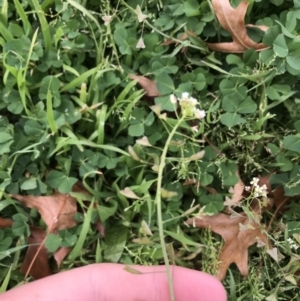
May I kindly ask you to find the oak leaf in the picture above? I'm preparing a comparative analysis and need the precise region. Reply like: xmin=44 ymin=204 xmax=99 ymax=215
xmin=207 ymin=0 xmax=268 ymax=53
xmin=11 ymin=192 xmax=77 ymax=231
xmin=257 ymin=174 xmax=290 ymax=214
xmin=225 ymin=171 xmax=245 ymax=207
xmin=186 ymin=211 xmax=269 ymax=280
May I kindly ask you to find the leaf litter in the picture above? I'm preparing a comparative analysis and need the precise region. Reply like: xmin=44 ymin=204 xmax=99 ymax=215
xmin=186 ymin=173 xmax=289 ymax=280
xmin=8 ymin=182 xmax=91 ymax=279
xmin=161 ymin=0 xmax=269 ymax=53
xmin=207 ymin=0 xmax=269 ymax=53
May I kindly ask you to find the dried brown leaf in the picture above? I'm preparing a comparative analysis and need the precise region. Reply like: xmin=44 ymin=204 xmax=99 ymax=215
xmin=20 ymin=227 xmax=52 ymax=280
xmin=207 ymin=0 xmax=269 ymax=53
xmin=53 ymin=247 xmax=72 ymax=269
xmin=11 ymin=192 xmax=77 ymax=231
xmin=129 ymin=74 xmax=160 ymax=98
xmin=95 ymin=220 xmax=106 ymax=237
xmin=226 ymin=171 xmax=245 ymax=207
xmin=186 ymin=212 xmax=269 ymax=280
xmin=0 ymin=217 xmax=13 ymax=228
xmin=258 ymin=174 xmax=290 ymax=213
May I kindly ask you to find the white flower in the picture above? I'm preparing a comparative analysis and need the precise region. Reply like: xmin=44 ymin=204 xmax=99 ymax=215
xmin=287 ymin=237 xmax=299 ymax=250
xmin=249 ymin=178 xmax=268 ymax=198
xmin=194 ymin=109 xmax=206 ymax=119
xmin=191 ymin=126 xmax=198 ymax=132
xmin=250 ymin=177 xmax=259 ymax=186
xmin=170 ymin=94 xmax=177 ymax=104
xmin=181 ymin=92 xmax=189 ymax=99
xmin=190 ymin=97 xmax=199 ymax=106
xmin=245 ymin=186 xmax=251 ymax=191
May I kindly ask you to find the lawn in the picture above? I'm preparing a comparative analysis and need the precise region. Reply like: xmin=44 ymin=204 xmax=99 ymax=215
xmin=0 ymin=0 xmax=300 ymax=300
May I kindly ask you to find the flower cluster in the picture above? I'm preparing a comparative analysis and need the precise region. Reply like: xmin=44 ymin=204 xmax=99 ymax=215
xmin=245 ymin=177 xmax=268 ymax=198
xmin=287 ymin=237 xmax=299 ymax=250
xmin=170 ymin=92 xmax=206 ymax=120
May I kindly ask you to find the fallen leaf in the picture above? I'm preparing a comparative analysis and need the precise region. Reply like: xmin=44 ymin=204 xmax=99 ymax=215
xmin=186 ymin=212 xmax=269 ymax=280
xmin=161 ymin=188 xmax=178 ymax=199
xmin=53 ymin=246 xmax=72 ymax=269
xmin=129 ymin=74 xmax=160 ymax=97
xmin=225 ymin=171 xmax=245 ymax=207
xmin=135 ymin=5 xmax=147 ymax=23
xmin=0 ymin=217 xmax=13 ymax=228
xmin=258 ymin=174 xmax=290 ymax=214
xmin=207 ymin=0 xmax=269 ymax=53
xmin=267 ymin=247 xmax=279 ymax=262
xmin=140 ymin=220 xmax=153 ymax=236
xmin=128 ymin=145 xmax=142 ymax=161
xmin=120 ymin=187 xmax=140 ymax=199
xmin=95 ymin=220 xmax=106 ymax=237
xmin=187 ymin=150 xmax=206 ymax=161
xmin=136 ymin=36 xmax=146 ymax=49
xmin=136 ymin=136 xmax=151 ymax=146
xmin=20 ymin=227 xmax=52 ymax=280
xmin=21 ymin=227 xmax=72 ymax=278
xmin=11 ymin=192 xmax=77 ymax=231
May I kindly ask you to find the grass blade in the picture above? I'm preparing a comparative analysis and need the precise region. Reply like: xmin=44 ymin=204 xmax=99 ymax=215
xmin=66 ymin=0 xmax=102 ymax=33
xmin=0 ymin=0 xmax=8 ymax=26
xmin=28 ymin=0 xmax=51 ymax=52
xmin=68 ymin=199 xmax=94 ymax=261
xmin=0 ymin=266 xmax=12 ymax=293
xmin=13 ymin=0 xmax=32 ymax=35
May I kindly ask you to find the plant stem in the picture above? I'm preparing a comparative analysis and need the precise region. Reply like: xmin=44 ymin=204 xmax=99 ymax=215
xmin=156 ymin=116 xmax=185 ymax=301
xmin=120 ymin=0 xmax=207 ymax=53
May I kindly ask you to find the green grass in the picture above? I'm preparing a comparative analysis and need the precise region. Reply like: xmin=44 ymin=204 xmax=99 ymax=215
xmin=0 ymin=0 xmax=300 ymax=300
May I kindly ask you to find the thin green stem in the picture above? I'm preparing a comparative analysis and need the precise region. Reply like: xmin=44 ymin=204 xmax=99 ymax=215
xmin=156 ymin=116 xmax=185 ymax=301
xmin=120 ymin=0 xmax=207 ymax=53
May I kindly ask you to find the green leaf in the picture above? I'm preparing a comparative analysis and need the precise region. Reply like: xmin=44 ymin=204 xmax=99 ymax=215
xmin=39 ymin=76 xmax=61 ymax=107
xmin=220 ymin=112 xmax=245 ymax=128
xmin=273 ymin=35 xmax=288 ymax=58
xmin=294 ymin=120 xmax=300 ymax=133
xmin=46 ymin=170 xmax=78 ymax=193
xmin=201 ymin=194 xmax=224 ymax=214
xmin=0 ymin=236 xmax=12 ymax=252
xmin=156 ymin=73 xmax=174 ymax=95
xmin=286 ymin=221 xmax=300 ymax=236
xmin=183 ymin=0 xmax=200 ymax=17
xmin=114 ymin=27 xmax=131 ymax=55
xmin=164 ymin=230 xmax=202 ymax=247
xmin=97 ymin=201 xmax=118 ymax=222
xmin=200 ymin=173 xmax=213 ymax=186
xmin=222 ymin=96 xmax=256 ymax=114
xmin=0 ymin=133 xmax=12 ymax=144
xmin=21 ymin=178 xmax=37 ymax=190
xmin=45 ymin=234 xmax=62 ymax=252
xmin=24 ymin=120 xmax=45 ymax=136
xmin=286 ymin=55 xmax=300 ymax=71
xmin=283 ymin=136 xmax=300 ymax=153
xmin=12 ymin=221 xmax=29 ymax=236
xmin=104 ymin=225 xmax=128 ymax=262
xmin=128 ymin=123 xmax=144 ymax=137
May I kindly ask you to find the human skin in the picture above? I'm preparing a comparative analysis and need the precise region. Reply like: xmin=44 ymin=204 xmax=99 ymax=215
xmin=0 ymin=263 xmax=227 ymax=301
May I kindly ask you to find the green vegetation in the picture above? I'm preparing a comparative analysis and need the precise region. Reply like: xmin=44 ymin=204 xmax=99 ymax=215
xmin=0 ymin=0 xmax=300 ymax=300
